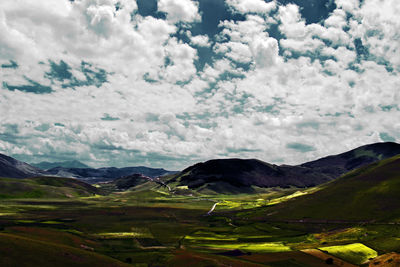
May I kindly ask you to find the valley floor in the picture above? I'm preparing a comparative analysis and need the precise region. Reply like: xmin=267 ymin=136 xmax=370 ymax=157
xmin=1 ymin=187 xmax=399 ymax=267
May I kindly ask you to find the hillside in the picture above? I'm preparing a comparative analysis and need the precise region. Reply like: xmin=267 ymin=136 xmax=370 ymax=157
xmin=300 ymin=141 xmax=400 ymax=178
xmin=262 ymin=154 xmax=400 ymax=221
xmin=0 ymin=153 xmax=45 ymax=178
xmin=0 ymin=176 xmax=99 ymax=199
xmin=167 ymin=142 xmax=400 ymax=194
xmin=0 ymin=233 xmax=131 ymax=267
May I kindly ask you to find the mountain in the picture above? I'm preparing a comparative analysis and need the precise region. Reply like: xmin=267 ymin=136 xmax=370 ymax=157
xmin=168 ymin=159 xmax=330 ymax=194
xmin=299 ymin=141 xmax=400 ymax=178
xmin=167 ymin=142 xmax=400 ymax=193
xmin=262 ymin=154 xmax=400 ymax=222
xmin=31 ymin=160 xmax=90 ymax=170
xmin=0 ymin=153 xmax=45 ymax=178
xmin=46 ymin=166 xmax=177 ymax=183
xmin=0 ymin=176 xmax=99 ymax=199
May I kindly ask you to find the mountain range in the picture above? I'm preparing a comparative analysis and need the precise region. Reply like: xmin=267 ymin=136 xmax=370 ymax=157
xmin=165 ymin=142 xmax=400 ymax=193
xmin=0 ymin=153 xmax=175 ymax=183
xmin=1 ymin=142 xmax=399 ymax=191
xmin=45 ymin=166 xmax=176 ymax=183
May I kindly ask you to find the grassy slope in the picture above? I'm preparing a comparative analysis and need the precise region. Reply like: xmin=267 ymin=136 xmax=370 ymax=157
xmin=318 ymin=243 xmax=377 ymax=265
xmin=0 ymin=176 xmax=98 ymax=199
xmin=0 ymin=232 xmax=131 ymax=267
xmin=257 ymin=155 xmax=400 ymax=221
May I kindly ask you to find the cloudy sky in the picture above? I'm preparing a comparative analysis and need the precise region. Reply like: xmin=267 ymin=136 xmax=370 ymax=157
xmin=0 ymin=0 xmax=399 ymax=170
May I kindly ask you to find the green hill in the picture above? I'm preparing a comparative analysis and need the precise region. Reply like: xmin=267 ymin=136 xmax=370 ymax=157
xmin=0 ymin=176 xmax=99 ymax=199
xmin=263 ymin=155 xmax=400 ymax=222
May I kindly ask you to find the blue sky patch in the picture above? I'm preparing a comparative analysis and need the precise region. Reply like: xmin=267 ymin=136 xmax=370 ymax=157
xmin=287 ymin=142 xmax=316 ymax=152
xmin=45 ymin=60 xmax=73 ymax=82
xmin=101 ymin=113 xmax=120 ymax=121
xmin=380 ymin=132 xmax=396 ymax=142
xmin=2 ymin=78 xmax=53 ymax=94
xmin=1 ymin=60 xmax=18 ymax=69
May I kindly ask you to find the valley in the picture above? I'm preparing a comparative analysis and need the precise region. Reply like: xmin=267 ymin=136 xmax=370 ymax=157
xmin=0 ymin=142 xmax=400 ymax=266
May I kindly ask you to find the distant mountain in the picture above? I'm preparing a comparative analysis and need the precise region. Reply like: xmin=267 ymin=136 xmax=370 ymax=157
xmin=167 ymin=142 xmax=400 ymax=194
xmin=263 ymin=154 xmax=400 ymax=222
xmin=0 ymin=152 xmax=176 ymax=183
xmin=46 ymin=166 xmax=177 ymax=183
xmin=31 ymin=160 xmax=90 ymax=170
xmin=0 ymin=153 xmax=45 ymax=178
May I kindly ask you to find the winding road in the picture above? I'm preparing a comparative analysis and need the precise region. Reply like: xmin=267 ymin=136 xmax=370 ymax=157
xmin=207 ymin=202 xmax=219 ymax=215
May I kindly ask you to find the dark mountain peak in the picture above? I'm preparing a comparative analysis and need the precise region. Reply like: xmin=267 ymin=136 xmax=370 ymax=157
xmin=0 ymin=153 xmax=44 ymax=178
xmin=352 ymin=141 xmax=400 ymax=155
xmin=173 ymin=158 xmax=303 ymax=192
xmin=0 ymin=153 xmax=19 ymax=164
xmin=182 ymin=158 xmax=276 ymax=175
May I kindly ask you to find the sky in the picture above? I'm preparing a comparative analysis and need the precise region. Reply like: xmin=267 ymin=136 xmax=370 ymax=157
xmin=0 ymin=0 xmax=399 ymax=170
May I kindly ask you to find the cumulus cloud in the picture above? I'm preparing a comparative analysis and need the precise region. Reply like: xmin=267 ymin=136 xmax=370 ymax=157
xmin=251 ymin=36 xmax=279 ymax=68
xmin=190 ymin=35 xmax=211 ymax=47
xmin=158 ymin=0 xmax=200 ymax=23
xmin=226 ymin=0 xmax=276 ymax=14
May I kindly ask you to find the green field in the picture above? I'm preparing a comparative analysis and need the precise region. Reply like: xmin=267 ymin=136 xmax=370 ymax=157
xmin=319 ymin=243 xmax=377 ymax=265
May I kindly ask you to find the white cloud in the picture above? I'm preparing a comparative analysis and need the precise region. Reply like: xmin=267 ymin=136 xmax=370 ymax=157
xmin=158 ymin=0 xmax=200 ymax=23
xmin=215 ymin=41 xmax=253 ymax=64
xmin=251 ymin=35 xmax=279 ymax=68
xmin=190 ymin=35 xmax=211 ymax=47
xmin=352 ymin=0 xmax=400 ymax=71
xmin=0 ymin=9 xmax=40 ymax=60
xmin=278 ymin=4 xmax=306 ymax=39
xmin=324 ymin=9 xmax=347 ymax=29
xmin=215 ymin=15 xmax=279 ymax=67
xmin=335 ymin=0 xmax=359 ymax=13
xmin=162 ymin=38 xmax=198 ymax=83
xmin=278 ymin=4 xmax=351 ymax=48
xmin=226 ymin=0 xmax=276 ymax=14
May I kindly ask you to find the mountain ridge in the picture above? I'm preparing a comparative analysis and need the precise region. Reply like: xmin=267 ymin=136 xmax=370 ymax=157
xmin=0 ymin=153 xmax=46 ymax=178
xmin=31 ymin=160 xmax=90 ymax=170
xmin=1 ymin=142 xmax=399 ymax=189
xmin=45 ymin=166 xmax=177 ymax=183
xmin=166 ymin=142 xmax=400 ymax=193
